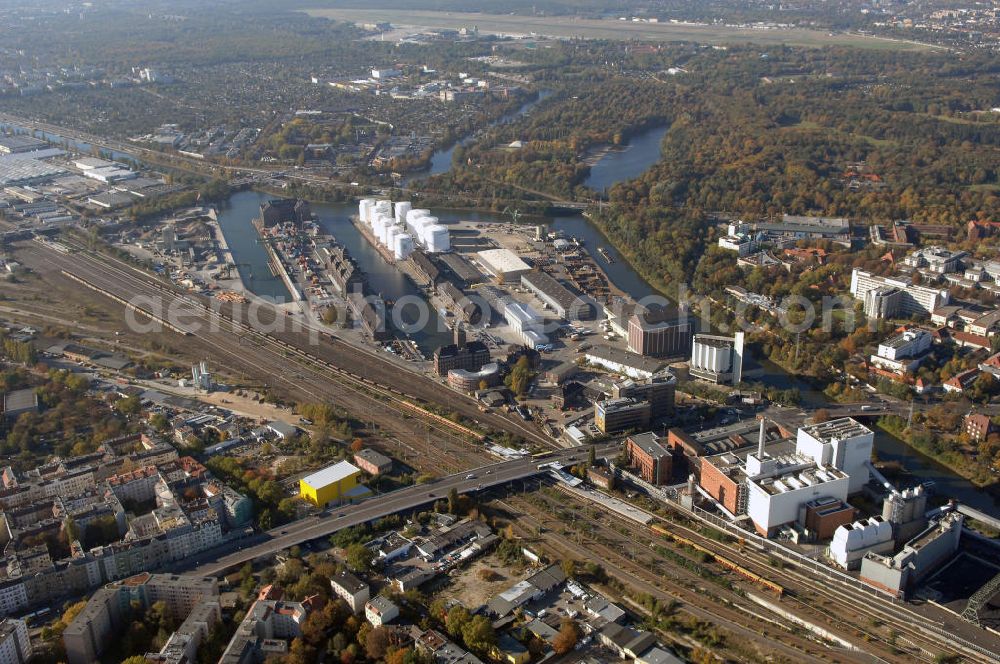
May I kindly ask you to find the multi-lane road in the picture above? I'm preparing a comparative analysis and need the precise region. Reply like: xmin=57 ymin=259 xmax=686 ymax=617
xmin=180 ymin=443 xmax=620 ymax=577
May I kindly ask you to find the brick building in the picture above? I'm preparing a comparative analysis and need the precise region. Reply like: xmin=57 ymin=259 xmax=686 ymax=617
xmin=625 ymin=433 xmax=672 ymax=485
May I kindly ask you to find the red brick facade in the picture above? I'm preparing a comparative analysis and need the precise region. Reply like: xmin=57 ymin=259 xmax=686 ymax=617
xmin=698 ymin=458 xmax=743 ymax=515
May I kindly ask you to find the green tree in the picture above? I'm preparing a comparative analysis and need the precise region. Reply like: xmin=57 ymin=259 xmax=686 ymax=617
xmin=345 ymin=543 xmax=374 ymax=572
xmin=445 ymin=606 xmax=471 ymax=641
xmin=461 ymin=615 xmax=497 ymax=653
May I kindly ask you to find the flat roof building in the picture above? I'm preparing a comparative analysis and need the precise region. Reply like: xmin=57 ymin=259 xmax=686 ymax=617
xmin=795 ymin=418 xmax=873 ymax=494
xmin=627 ymin=305 xmax=692 ymax=359
xmin=2 ymin=389 xmax=38 ymax=421
xmin=584 ymin=345 xmax=667 ymax=380
xmin=476 ymin=248 xmax=531 ymax=283
xmin=0 ymin=136 xmax=48 ymax=155
xmin=0 ymin=619 xmax=31 ymax=664
xmin=330 ymin=571 xmax=370 ymax=613
xmin=859 ymin=511 xmax=963 ymax=598
xmin=850 ymin=269 xmax=949 ymax=320
xmin=299 ymin=461 xmax=363 ymax=507
xmin=353 ymin=448 xmax=393 ymax=476
xmin=595 ymin=397 xmax=651 ymax=435
xmin=0 ymin=153 xmax=67 ymax=187
xmin=745 ymin=451 xmax=850 ymax=538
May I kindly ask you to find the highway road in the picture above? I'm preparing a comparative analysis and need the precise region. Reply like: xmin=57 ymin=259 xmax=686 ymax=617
xmin=179 ymin=442 xmax=621 ymax=577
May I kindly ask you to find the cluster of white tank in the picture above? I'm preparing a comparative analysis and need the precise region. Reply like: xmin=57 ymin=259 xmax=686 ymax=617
xmin=358 ymin=199 xmax=450 ymax=259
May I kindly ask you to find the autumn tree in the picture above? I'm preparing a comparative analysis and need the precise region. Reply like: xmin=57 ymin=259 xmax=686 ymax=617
xmin=552 ymin=619 xmax=580 ymax=655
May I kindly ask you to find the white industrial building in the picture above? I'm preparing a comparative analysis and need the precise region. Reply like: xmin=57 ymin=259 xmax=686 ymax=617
xmin=859 ymin=511 xmax=964 ymax=598
xmin=476 ymin=248 xmax=531 ymax=283
xmin=745 ymin=445 xmax=851 ymax=538
xmin=689 ymin=332 xmax=744 ymax=384
xmin=795 ymin=418 xmax=874 ymax=494
xmin=869 ymin=329 xmax=932 ymax=374
xmin=503 ymin=300 xmax=548 ymax=348
xmin=829 ymin=517 xmax=894 ymax=570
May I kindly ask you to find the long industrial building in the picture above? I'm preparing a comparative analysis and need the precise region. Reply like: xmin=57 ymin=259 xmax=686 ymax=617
xmin=859 ymin=511 xmax=964 ymax=598
xmin=520 ymin=270 xmax=595 ymax=320
xmin=477 ymin=248 xmax=531 ymax=283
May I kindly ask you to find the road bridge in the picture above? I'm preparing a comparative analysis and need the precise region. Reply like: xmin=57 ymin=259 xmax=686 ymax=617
xmin=178 ymin=443 xmax=620 ymax=577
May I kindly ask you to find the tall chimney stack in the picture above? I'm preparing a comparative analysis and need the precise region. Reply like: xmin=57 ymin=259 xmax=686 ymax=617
xmin=757 ymin=418 xmax=766 ymax=459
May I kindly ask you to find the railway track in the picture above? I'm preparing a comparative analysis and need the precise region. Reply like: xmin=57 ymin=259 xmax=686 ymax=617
xmin=545 ymin=491 xmax=925 ymax=662
xmin=648 ymin=510 xmax=987 ymax=662
xmin=27 ymin=243 xmax=494 ymax=473
xmin=501 ymin=490 xmax=857 ymax=664
xmin=548 ymin=482 xmax=995 ymax=663
xmin=42 ymin=237 xmax=552 ymax=448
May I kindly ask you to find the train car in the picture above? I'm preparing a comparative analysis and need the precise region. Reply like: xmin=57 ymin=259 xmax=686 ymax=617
xmin=650 ymin=522 xmax=783 ymax=597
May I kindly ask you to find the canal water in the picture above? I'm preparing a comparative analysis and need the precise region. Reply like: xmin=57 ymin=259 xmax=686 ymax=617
xmin=11 ymin=116 xmax=995 ymax=512
xmin=582 ymin=124 xmax=669 ymax=193
xmin=405 ymin=90 xmax=554 ymax=183
xmin=213 ymin=192 xmax=292 ymax=301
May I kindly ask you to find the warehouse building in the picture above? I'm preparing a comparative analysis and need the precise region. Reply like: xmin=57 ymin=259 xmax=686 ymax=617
xmin=0 ymin=151 xmax=67 ymax=187
xmin=584 ymin=345 xmax=667 ymax=380
xmin=0 ymin=135 xmax=48 ymax=155
xmin=298 ymin=461 xmax=364 ymax=507
xmin=521 ymin=270 xmax=595 ymax=320
xmin=439 ymin=252 xmax=483 ymax=286
xmin=503 ymin=301 xmax=549 ymax=348
xmin=437 ymin=280 xmax=484 ymax=324
xmin=476 ymin=248 xmax=531 ymax=283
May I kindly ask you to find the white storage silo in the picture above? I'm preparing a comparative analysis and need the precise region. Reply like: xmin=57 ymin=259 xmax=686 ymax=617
xmin=374 ymin=216 xmax=390 ymax=244
xmin=425 ymin=224 xmax=450 ymax=253
xmin=385 ymin=224 xmax=399 ymax=250
xmin=416 ymin=216 xmax=437 ymax=245
xmin=394 ymin=233 xmax=414 ymax=260
xmin=359 ymin=199 xmax=375 ymax=224
xmin=374 ymin=201 xmax=392 ymax=227
xmin=406 ymin=209 xmax=430 ymax=235
xmin=394 ymin=201 xmax=412 ymax=226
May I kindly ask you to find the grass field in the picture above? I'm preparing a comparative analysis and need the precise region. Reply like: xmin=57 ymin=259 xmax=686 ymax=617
xmin=305 ymin=8 xmax=941 ymax=51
